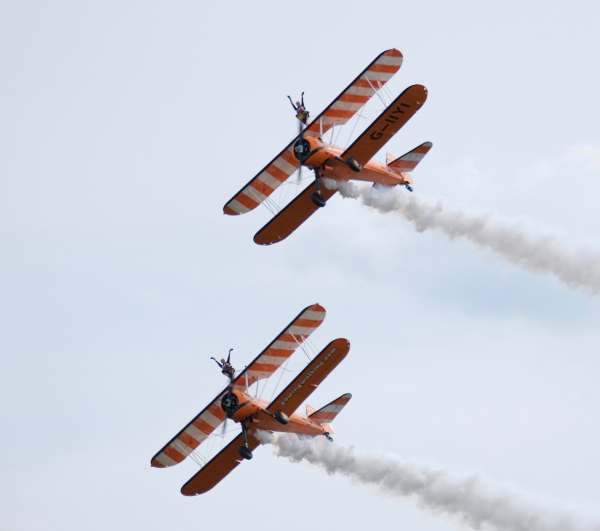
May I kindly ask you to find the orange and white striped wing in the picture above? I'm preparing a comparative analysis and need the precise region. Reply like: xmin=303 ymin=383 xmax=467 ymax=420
xmin=232 ymin=303 xmax=326 ymax=389
xmin=223 ymin=144 xmax=299 ymax=216
xmin=304 ymin=48 xmax=403 ymax=139
xmin=150 ymin=393 xmax=227 ymax=468
xmin=309 ymin=393 xmax=352 ymax=424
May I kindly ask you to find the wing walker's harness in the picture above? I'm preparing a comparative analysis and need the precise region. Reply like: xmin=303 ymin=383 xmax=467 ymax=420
xmin=211 ymin=348 xmax=236 ymax=380
xmin=287 ymin=92 xmax=310 ymax=125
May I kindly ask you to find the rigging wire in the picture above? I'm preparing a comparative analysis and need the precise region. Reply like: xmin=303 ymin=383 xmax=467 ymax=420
xmin=262 ymin=197 xmax=277 ymax=216
xmin=290 ymin=332 xmax=312 ymax=361
xmin=304 ymin=335 xmax=319 ymax=357
xmin=190 ymin=450 xmax=206 ymax=467
xmin=365 ymin=77 xmax=386 ymax=107
xmin=344 ymin=111 xmax=366 ymax=149
xmin=269 ymin=356 xmax=291 ymax=401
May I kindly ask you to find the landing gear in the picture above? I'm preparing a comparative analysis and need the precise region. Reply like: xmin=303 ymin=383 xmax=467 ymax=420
xmin=274 ymin=410 xmax=289 ymax=425
xmin=311 ymin=191 xmax=326 ymax=208
xmin=346 ymin=157 xmax=362 ymax=172
xmin=405 ymin=184 xmax=413 ymax=192
xmin=311 ymin=169 xmax=327 ymax=208
xmin=239 ymin=445 xmax=253 ymax=460
xmin=239 ymin=421 xmax=253 ymax=460
xmin=324 ymin=433 xmax=333 ymax=442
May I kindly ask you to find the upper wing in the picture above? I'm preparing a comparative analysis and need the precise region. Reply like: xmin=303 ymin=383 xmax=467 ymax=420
xmin=232 ymin=303 xmax=326 ymax=389
xmin=253 ymin=181 xmax=337 ymax=246
xmin=223 ymin=49 xmax=403 ymax=216
xmin=342 ymin=84 xmax=428 ymax=167
xmin=150 ymin=392 xmax=227 ymax=468
xmin=303 ymin=48 xmax=403 ymax=138
xmin=266 ymin=338 xmax=350 ymax=417
xmin=180 ymin=431 xmax=260 ymax=496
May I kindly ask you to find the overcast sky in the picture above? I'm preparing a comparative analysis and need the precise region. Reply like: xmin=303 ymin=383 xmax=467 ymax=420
xmin=2 ymin=1 xmax=600 ymax=530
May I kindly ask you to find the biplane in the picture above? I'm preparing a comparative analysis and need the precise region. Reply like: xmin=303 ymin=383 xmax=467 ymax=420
xmin=150 ymin=303 xmax=351 ymax=495
xmin=223 ymin=49 xmax=432 ymax=245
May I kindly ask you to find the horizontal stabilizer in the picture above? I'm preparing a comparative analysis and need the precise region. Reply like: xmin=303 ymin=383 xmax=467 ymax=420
xmin=309 ymin=393 xmax=352 ymax=425
xmin=388 ymin=141 xmax=432 ymax=172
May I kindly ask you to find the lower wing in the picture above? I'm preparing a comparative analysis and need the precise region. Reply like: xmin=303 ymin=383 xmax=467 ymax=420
xmin=180 ymin=431 xmax=260 ymax=496
xmin=253 ymin=181 xmax=337 ymax=245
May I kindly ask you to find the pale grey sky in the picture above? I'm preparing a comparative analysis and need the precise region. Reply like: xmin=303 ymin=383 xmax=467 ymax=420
xmin=2 ymin=1 xmax=600 ymax=530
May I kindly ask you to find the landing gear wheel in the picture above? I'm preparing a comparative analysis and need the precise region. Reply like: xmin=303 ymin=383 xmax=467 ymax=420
xmin=274 ymin=410 xmax=289 ymax=425
xmin=311 ymin=191 xmax=326 ymax=208
xmin=347 ymin=157 xmax=362 ymax=172
xmin=239 ymin=445 xmax=253 ymax=460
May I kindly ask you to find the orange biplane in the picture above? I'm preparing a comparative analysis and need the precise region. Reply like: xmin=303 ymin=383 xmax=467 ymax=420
xmin=150 ymin=303 xmax=351 ymax=495
xmin=223 ymin=49 xmax=432 ymax=245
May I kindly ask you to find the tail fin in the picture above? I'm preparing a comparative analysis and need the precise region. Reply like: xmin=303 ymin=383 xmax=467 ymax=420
xmin=309 ymin=393 xmax=352 ymax=428
xmin=387 ymin=141 xmax=433 ymax=173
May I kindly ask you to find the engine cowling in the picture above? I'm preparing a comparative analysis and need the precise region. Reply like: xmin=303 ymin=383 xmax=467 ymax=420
xmin=220 ymin=391 xmax=239 ymax=417
xmin=293 ymin=138 xmax=311 ymax=161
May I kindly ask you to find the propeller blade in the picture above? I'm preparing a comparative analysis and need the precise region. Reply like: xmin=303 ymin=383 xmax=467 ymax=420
xmin=296 ymin=120 xmax=304 ymax=184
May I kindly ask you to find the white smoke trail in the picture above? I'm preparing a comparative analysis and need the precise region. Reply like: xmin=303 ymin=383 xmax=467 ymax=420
xmin=322 ymin=179 xmax=600 ymax=294
xmin=257 ymin=432 xmax=599 ymax=531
